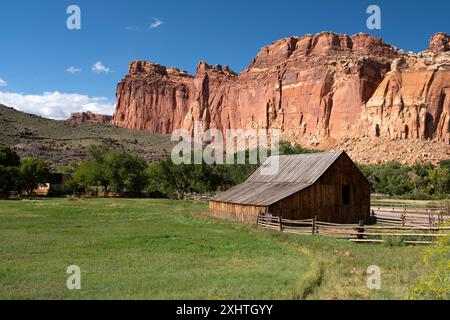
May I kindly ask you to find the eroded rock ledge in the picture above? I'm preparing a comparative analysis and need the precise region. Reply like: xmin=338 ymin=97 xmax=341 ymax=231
xmin=112 ymin=32 xmax=450 ymax=164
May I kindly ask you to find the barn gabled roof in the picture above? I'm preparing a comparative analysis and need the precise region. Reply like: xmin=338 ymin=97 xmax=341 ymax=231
xmin=211 ymin=150 xmax=345 ymax=206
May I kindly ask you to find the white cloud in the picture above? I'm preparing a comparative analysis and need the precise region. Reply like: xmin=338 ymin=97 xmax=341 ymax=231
xmin=91 ymin=61 xmax=112 ymax=74
xmin=0 ymin=78 xmax=7 ymax=87
xmin=66 ymin=66 xmax=82 ymax=74
xmin=150 ymin=18 xmax=163 ymax=29
xmin=0 ymin=91 xmax=115 ymax=120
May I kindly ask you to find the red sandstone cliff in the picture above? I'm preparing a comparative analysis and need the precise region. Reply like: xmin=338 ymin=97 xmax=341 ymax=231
xmin=69 ymin=112 xmax=112 ymax=125
xmin=112 ymin=32 xmax=450 ymax=164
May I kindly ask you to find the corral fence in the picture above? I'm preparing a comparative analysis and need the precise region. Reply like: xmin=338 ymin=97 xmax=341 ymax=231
xmin=371 ymin=204 xmax=450 ymax=228
xmin=257 ymin=204 xmax=450 ymax=245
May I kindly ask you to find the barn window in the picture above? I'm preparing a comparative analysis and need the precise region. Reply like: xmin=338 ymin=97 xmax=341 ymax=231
xmin=342 ymin=186 xmax=350 ymax=205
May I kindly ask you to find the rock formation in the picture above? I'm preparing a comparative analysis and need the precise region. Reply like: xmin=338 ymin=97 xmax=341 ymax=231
xmin=68 ymin=112 xmax=112 ymax=125
xmin=112 ymin=32 xmax=450 ymax=164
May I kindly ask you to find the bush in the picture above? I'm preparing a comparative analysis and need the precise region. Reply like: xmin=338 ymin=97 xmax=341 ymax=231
xmin=410 ymin=230 xmax=450 ymax=299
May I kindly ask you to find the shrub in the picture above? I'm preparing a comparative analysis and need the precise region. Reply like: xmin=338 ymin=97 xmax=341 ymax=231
xmin=383 ymin=235 xmax=408 ymax=247
xmin=410 ymin=230 xmax=450 ymax=300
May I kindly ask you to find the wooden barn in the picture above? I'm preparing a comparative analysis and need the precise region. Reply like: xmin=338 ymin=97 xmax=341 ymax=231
xmin=209 ymin=151 xmax=371 ymax=224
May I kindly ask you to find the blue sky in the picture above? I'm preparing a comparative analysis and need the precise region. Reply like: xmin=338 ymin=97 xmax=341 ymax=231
xmin=0 ymin=0 xmax=448 ymax=119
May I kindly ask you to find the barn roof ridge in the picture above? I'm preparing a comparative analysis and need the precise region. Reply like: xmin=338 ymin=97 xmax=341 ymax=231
xmin=271 ymin=150 xmax=345 ymax=159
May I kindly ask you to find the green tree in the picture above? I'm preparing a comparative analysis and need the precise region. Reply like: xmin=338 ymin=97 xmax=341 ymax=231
xmin=0 ymin=144 xmax=20 ymax=167
xmin=279 ymin=141 xmax=319 ymax=155
xmin=155 ymin=158 xmax=197 ymax=199
xmin=70 ymin=146 xmax=149 ymax=197
xmin=71 ymin=161 xmax=98 ymax=191
xmin=70 ymin=145 xmax=112 ymax=197
xmin=145 ymin=142 xmax=322 ymax=199
xmin=104 ymin=150 xmax=148 ymax=196
xmin=0 ymin=144 xmax=20 ymax=195
xmin=146 ymin=161 xmax=171 ymax=198
xmin=58 ymin=161 xmax=82 ymax=194
xmin=18 ymin=158 xmax=50 ymax=195
xmin=427 ymin=167 xmax=450 ymax=195
xmin=86 ymin=145 xmax=112 ymax=196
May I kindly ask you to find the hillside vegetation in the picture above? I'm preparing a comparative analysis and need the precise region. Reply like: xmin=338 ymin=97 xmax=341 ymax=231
xmin=0 ymin=104 xmax=173 ymax=169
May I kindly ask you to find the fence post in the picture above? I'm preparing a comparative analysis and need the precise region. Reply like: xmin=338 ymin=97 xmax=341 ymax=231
xmin=357 ymin=220 xmax=365 ymax=240
xmin=312 ymin=216 xmax=317 ymax=235
xmin=401 ymin=213 xmax=406 ymax=227
xmin=256 ymin=212 xmax=260 ymax=228
xmin=279 ymin=215 xmax=283 ymax=232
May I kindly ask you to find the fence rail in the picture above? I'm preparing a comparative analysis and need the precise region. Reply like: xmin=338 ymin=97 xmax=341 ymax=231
xmin=371 ymin=205 xmax=450 ymax=228
xmin=256 ymin=206 xmax=450 ymax=245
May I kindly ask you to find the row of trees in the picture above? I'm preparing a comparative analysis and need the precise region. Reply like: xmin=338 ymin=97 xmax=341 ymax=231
xmin=61 ymin=141 xmax=317 ymax=198
xmin=60 ymin=145 xmax=148 ymax=197
xmin=147 ymin=141 xmax=320 ymax=199
xmin=359 ymin=161 xmax=450 ymax=199
xmin=2 ymin=142 xmax=449 ymax=200
xmin=0 ymin=144 xmax=50 ymax=196
xmin=149 ymin=148 xmax=449 ymax=200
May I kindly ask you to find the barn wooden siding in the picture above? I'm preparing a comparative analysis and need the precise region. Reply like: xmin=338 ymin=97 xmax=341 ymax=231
xmin=209 ymin=151 xmax=371 ymax=224
xmin=209 ymin=201 xmax=265 ymax=223
xmin=268 ymin=153 xmax=370 ymax=223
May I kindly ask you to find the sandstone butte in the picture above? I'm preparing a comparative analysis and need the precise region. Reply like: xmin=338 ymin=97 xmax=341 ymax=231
xmin=68 ymin=111 xmax=112 ymax=125
xmin=112 ymin=32 xmax=450 ymax=164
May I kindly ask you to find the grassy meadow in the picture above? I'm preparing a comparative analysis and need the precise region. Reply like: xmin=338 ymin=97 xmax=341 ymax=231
xmin=0 ymin=198 xmax=427 ymax=300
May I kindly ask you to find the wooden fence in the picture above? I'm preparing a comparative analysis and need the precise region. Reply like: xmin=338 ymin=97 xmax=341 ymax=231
xmin=257 ymin=210 xmax=450 ymax=245
xmin=371 ymin=205 xmax=450 ymax=228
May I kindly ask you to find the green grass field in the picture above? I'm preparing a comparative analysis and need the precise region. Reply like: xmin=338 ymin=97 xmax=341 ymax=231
xmin=0 ymin=198 xmax=426 ymax=300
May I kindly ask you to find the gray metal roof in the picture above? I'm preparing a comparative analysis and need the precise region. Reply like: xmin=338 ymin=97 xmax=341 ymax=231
xmin=211 ymin=151 xmax=344 ymax=206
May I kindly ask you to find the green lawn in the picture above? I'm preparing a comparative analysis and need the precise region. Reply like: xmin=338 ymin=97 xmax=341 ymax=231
xmin=0 ymin=198 xmax=426 ymax=300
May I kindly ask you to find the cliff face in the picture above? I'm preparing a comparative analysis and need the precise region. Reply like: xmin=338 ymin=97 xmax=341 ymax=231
xmin=69 ymin=112 xmax=112 ymax=125
xmin=112 ymin=32 xmax=450 ymax=163
xmin=362 ymin=32 xmax=450 ymax=144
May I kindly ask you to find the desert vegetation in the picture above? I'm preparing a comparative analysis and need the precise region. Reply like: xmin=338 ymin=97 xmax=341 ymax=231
xmin=0 ymin=104 xmax=172 ymax=169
